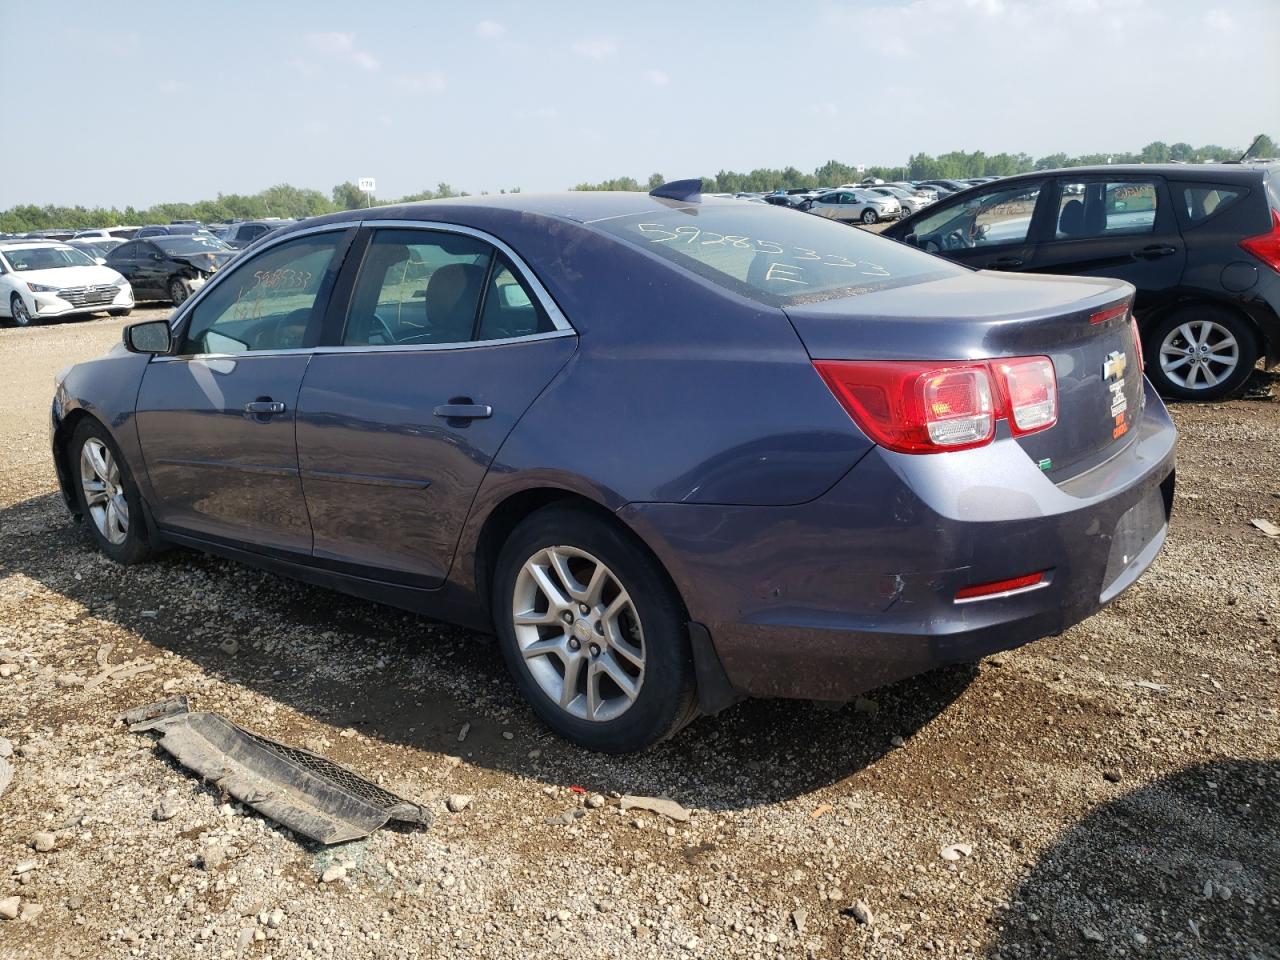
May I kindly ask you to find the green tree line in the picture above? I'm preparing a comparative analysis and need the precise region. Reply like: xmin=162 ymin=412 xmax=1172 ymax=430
xmin=0 ymin=181 xmax=520 ymax=235
xmin=575 ymin=134 xmax=1277 ymax=194
xmin=4 ymin=135 xmax=1273 ymax=233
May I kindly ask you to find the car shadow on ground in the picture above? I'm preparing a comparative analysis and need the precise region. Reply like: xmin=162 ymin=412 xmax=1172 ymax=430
xmin=985 ymin=759 xmax=1279 ymax=960
xmin=2 ymin=490 xmax=975 ymax=812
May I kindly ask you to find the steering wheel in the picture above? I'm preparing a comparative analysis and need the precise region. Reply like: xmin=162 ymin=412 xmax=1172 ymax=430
xmin=370 ymin=312 xmax=397 ymax=346
xmin=944 ymin=230 xmax=970 ymax=251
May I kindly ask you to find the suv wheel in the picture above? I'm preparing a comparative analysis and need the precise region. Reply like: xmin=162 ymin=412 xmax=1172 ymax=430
xmin=492 ymin=505 xmax=696 ymax=753
xmin=70 ymin=419 xmax=153 ymax=564
xmin=1145 ymin=305 xmax=1258 ymax=401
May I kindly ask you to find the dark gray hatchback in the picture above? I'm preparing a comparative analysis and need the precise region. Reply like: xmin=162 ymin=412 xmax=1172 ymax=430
xmin=50 ymin=189 xmax=1176 ymax=752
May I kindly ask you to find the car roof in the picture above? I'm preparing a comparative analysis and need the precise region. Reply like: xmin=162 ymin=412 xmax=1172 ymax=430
xmin=0 ymin=239 xmax=64 ymax=249
xmin=997 ymin=162 xmax=1277 ymax=183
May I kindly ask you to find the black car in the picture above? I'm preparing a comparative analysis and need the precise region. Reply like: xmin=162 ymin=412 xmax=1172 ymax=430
xmin=885 ymin=163 xmax=1280 ymax=400
xmin=106 ymin=235 xmax=236 ymax=305
xmin=134 ymin=224 xmax=216 ymax=239
xmin=221 ymin=219 xmax=297 ymax=249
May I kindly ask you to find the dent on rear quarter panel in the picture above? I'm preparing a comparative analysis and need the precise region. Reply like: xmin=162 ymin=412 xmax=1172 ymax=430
xmin=458 ymin=210 xmax=874 ymax=508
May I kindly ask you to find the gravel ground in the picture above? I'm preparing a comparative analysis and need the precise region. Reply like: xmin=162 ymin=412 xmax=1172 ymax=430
xmin=1 ymin=309 xmax=1278 ymax=960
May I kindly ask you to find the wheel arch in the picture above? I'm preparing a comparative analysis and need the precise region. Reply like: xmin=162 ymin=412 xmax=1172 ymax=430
xmin=53 ymin=407 xmax=97 ymax=518
xmin=1138 ymin=295 xmax=1266 ymax=358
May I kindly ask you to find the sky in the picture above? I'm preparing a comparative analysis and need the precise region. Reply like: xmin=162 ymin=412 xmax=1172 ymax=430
xmin=2 ymin=0 xmax=1277 ymax=209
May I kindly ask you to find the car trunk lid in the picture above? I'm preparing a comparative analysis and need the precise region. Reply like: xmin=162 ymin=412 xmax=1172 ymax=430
xmin=784 ymin=270 xmax=1145 ymax=480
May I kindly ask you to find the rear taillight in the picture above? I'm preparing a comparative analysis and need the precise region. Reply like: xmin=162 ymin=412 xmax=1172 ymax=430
xmin=992 ymin=357 xmax=1058 ymax=435
xmin=1239 ymin=209 xmax=1280 ymax=273
xmin=1130 ymin=316 xmax=1144 ymax=374
xmin=815 ymin=356 xmax=1057 ymax=454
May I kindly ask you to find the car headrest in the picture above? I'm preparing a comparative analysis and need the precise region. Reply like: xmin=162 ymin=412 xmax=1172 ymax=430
xmin=1058 ymin=199 xmax=1085 ymax=237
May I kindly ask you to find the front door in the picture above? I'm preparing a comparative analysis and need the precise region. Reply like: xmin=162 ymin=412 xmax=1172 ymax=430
xmin=134 ymin=228 xmax=353 ymax=553
xmin=1022 ymin=176 xmax=1186 ymax=313
xmin=897 ymin=179 xmax=1049 ymax=271
xmin=295 ymin=227 xmax=576 ymax=586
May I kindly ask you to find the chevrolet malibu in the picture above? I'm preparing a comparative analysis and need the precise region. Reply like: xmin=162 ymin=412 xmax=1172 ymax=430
xmin=50 ymin=184 xmax=1176 ymax=752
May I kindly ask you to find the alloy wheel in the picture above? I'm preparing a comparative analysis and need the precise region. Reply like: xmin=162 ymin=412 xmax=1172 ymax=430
xmin=10 ymin=295 xmax=31 ymax=327
xmin=1158 ymin=319 xmax=1239 ymax=391
xmin=169 ymin=279 xmax=188 ymax=305
xmin=79 ymin=438 xmax=129 ymax=545
xmin=862 ymin=209 xmax=878 ymax=224
xmin=512 ymin=546 xmax=645 ymax=722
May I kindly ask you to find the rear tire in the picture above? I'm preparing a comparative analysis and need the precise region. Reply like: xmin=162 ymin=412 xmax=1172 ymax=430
xmin=69 ymin=419 xmax=153 ymax=564
xmin=1144 ymin=304 xmax=1258 ymax=401
xmin=492 ymin=505 xmax=696 ymax=753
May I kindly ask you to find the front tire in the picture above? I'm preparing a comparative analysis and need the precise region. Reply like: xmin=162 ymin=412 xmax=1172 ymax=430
xmin=108 ymin=308 xmax=132 ymax=317
xmin=69 ymin=419 xmax=153 ymax=564
xmin=9 ymin=293 xmax=32 ymax=327
xmin=1145 ymin=304 xmax=1258 ymax=401
xmin=492 ymin=505 xmax=696 ymax=753
xmin=168 ymin=278 xmax=189 ymax=306
xmin=861 ymin=208 xmax=879 ymax=224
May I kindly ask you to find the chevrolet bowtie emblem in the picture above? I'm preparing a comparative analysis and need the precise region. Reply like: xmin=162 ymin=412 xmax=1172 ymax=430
xmin=1103 ymin=350 xmax=1127 ymax=381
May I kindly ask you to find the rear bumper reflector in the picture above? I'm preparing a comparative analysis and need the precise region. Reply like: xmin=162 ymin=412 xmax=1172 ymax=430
xmin=954 ymin=571 xmax=1048 ymax=603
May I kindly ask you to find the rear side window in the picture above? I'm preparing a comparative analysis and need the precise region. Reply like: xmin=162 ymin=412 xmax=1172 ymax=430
xmin=343 ymin=229 xmax=493 ymax=346
xmin=1180 ymin=184 xmax=1244 ymax=224
xmin=592 ymin=202 xmax=962 ymax=305
xmin=1056 ymin=180 xmax=1157 ymax=238
xmin=477 ymin=257 xmax=553 ymax=341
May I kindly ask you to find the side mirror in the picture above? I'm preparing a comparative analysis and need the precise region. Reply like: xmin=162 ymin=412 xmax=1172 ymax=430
xmin=123 ymin=319 xmax=172 ymax=355
xmin=904 ymin=233 xmax=919 ymax=247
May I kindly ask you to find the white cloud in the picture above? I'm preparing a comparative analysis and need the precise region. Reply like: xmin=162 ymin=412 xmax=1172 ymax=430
xmin=396 ymin=71 xmax=447 ymax=93
xmin=967 ymin=0 xmax=1006 ymax=14
xmin=646 ymin=69 xmax=670 ymax=86
xmin=1204 ymin=8 xmax=1236 ymax=32
xmin=302 ymin=32 xmax=381 ymax=71
xmin=532 ymin=106 xmax=559 ymax=120
xmin=476 ymin=19 xmax=505 ymax=38
xmin=572 ymin=36 xmax=617 ymax=59
xmin=806 ymin=102 xmax=839 ymax=117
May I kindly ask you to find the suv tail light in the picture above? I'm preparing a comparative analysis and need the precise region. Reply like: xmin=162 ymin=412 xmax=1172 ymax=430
xmin=1240 ymin=209 xmax=1280 ymax=273
xmin=815 ymin=356 xmax=1058 ymax=454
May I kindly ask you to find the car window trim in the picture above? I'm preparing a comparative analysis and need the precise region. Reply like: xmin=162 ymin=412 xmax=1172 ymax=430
xmin=1045 ymin=175 xmax=1173 ymax=242
xmin=318 ymin=219 xmax=574 ymax=353
xmin=155 ymin=222 xmax=360 ymax=363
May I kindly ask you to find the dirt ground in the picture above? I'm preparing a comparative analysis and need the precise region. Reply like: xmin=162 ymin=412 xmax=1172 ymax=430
xmin=1 ymin=309 xmax=1277 ymax=960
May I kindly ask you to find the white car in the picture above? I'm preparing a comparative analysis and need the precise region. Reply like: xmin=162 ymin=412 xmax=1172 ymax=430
xmin=806 ymin=189 xmax=901 ymax=224
xmin=865 ymin=185 xmax=935 ymax=216
xmin=0 ymin=241 xmax=134 ymax=327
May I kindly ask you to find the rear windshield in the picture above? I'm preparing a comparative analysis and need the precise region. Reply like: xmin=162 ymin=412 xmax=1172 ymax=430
xmin=153 ymin=236 xmax=230 ymax=255
xmin=591 ymin=202 xmax=962 ymax=305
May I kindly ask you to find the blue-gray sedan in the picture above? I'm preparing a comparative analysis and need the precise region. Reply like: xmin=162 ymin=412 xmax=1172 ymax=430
xmin=50 ymin=185 xmax=1176 ymax=752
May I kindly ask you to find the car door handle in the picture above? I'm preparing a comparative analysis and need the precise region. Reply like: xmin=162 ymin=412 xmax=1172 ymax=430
xmin=433 ymin=402 xmax=493 ymax=420
xmin=987 ymin=256 xmax=1023 ymax=269
xmin=243 ymin=400 xmax=286 ymax=416
xmin=1132 ymin=244 xmax=1177 ymax=259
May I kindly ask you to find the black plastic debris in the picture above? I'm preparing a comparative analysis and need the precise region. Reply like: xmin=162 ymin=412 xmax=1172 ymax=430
xmin=127 ymin=699 xmax=431 ymax=844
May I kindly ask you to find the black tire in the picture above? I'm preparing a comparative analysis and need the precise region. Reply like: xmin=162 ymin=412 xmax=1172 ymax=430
xmin=68 ymin=418 xmax=153 ymax=564
xmin=1143 ymin=304 xmax=1259 ymax=402
xmin=9 ymin=293 xmax=33 ymax=327
xmin=168 ymin=278 xmax=189 ymax=306
xmin=861 ymin=208 xmax=879 ymax=224
xmin=492 ymin=505 xmax=696 ymax=753
xmin=108 ymin=308 xmax=132 ymax=317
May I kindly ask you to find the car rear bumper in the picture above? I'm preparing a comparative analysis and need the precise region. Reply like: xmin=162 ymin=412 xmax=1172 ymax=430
xmin=620 ymin=379 xmax=1176 ymax=701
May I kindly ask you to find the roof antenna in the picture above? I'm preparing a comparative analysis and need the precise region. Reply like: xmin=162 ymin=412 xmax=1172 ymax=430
xmin=1234 ymin=134 xmax=1264 ymax=164
xmin=649 ymin=179 xmax=703 ymax=202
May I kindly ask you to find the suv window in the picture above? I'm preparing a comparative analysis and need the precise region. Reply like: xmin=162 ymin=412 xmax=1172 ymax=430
xmin=1056 ymin=180 xmax=1157 ymax=238
xmin=477 ymin=256 xmax=553 ymax=341
xmin=180 ymin=232 xmax=342 ymax=354
xmin=1180 ymin=184 xmax=1243 ymax=223
xmin=343 ymin=229 xmax=493 ymax=346
xmin=909 ymin=181 xmax=1044 ymax=249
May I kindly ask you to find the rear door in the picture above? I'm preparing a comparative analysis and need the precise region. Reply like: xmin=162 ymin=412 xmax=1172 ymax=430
xmin=1022 ymin=176 xmax=1185 ymax=313
xmin=295 ymin=225 xmax=576 ymax=587
xmin=134 ymin=228 xmax=354 ymax=553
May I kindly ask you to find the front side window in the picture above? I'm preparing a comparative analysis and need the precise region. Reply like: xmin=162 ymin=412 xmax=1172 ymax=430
xmin=908 ymin=181 xmax=1044 ymax=250
xmin=1056 ymin=180 xmax=1158 ymax=238
xmin=179 ymin=232 xmax=342 ymax=354
xmin=343 ymin=229 xmax=493 ymax=346
xmin=594 ymin=202 xmax=962 ymax=305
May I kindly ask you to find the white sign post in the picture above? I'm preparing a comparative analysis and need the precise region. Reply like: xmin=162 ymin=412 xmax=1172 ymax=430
xmin=358 ymin=177 xmax=376 ymax=207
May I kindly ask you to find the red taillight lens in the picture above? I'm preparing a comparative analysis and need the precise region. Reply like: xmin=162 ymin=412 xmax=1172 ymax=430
xmin=955 ymin=571 xmax=1046 ymax=602
xmin=816 ymin=355 xmax=1057 ymax=454
xmin=814 ymin=360 xmax=994 ymax=453
xmin=992 ymin=357 xmax=1058 ymax=435
xmin=1239 ymin=208 xmax=1280 ymax=273
xmin=1130 ymin=316 xmax=1144 ymax=374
